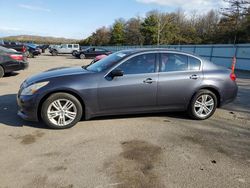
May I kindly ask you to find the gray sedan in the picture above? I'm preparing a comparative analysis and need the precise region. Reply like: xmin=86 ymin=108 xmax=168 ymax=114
xmin=17 ymin=49 xmax=238 ymax=129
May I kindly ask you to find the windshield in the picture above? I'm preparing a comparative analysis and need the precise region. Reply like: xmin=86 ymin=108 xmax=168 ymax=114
xmin=86 ymin=51 xmax=129 ymax=72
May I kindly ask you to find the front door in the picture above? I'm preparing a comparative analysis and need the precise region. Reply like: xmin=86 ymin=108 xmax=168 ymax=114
xmin=98 ymin=53 xmax=158 ymax=113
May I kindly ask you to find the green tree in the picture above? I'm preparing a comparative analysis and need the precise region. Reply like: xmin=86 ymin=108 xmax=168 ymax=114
xmin=141 ymin=11 xmax=158 ymax=45
xmin=110 ymin=19 xmax=125 ymax=45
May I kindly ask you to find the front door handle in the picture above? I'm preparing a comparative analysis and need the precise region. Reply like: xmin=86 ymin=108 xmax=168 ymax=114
xmin=143 ymin=78 xmax=155 ymax=84
xmin=190 ymin=74 xmax=199 ymax=80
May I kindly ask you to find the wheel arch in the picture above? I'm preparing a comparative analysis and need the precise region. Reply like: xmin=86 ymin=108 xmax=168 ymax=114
xmin=0 ymin=64 xmax=5 ymax=71
xmin=37 ymin=90 xmax=86 ymax=121
xmin=191 ymin=86 xmax=221 ymax=107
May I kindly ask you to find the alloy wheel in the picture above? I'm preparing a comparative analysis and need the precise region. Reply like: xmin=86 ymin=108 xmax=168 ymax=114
xmin=194 ymin=94 xmax=215 ymax=118
xmin=47 ymin=99 xmax=77 ymax=126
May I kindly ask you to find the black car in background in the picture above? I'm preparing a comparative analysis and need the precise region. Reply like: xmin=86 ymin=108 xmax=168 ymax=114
xmin=38 ymin=44 xmax=49 ymax=53
xmin=0 ymin=46 xmax=28 ymax=78
xmin=26 ymin=44 xmax=41 ymax=58
xmin=75 ymin=47 xmax=112 ymax=59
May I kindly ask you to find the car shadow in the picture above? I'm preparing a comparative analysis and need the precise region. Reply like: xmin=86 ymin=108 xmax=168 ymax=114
xmin=4 ymin=72 xmax=19 ymax=77
xmin=0 ymin=94 xmax=191 ymax=129
xmin=90 ymin=111 xmax=190 ymax=122
xmin=66 ymin=56 xmax=78 ymax=59
xmin=0 ymin=94 xmax=47 ymax=129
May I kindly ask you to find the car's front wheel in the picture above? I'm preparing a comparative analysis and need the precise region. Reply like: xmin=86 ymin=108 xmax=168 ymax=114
xmin=80 ymin=54 xmax=85 ymax=59
xmin=72 ymin=51 xmax=77 ymax=56
xmin=188 ymin=89 xmax=217 ymax=120
xmin=41 ymin=93 xmax=83 ymax=129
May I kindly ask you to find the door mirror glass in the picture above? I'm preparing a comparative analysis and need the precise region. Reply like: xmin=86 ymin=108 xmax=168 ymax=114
xmin=110 ymin=69 xmax=124 ymax=77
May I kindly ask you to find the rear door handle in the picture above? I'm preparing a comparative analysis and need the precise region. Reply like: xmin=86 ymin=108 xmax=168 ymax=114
xmin=190 ymin=75 xmax=199 ymax=80
xmin=143 ymin=78 xmax=155 ymax=84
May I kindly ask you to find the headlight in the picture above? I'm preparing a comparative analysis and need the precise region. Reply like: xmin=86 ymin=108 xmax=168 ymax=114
xmin=21 ymin=81 xmax=49 ymax=96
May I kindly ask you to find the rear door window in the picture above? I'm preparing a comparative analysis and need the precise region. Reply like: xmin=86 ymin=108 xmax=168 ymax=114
xmin=95 ymin=48 xmax=105 ymax=52
xmin=160 ymin=53 xmax=188 ymax=72
xmin=68 ymin=45 xmax=73 ymax=48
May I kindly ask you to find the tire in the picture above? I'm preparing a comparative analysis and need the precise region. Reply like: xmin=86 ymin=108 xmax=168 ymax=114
xmin=188 ymin=89 xmax=217 ymax=120
xmin=80 ymin=54 xmax=85 ymax=59
xmin=41 ymin=93 xmax=83 ymax=129
xmin=0 ymin=66 xmax=4 ymax=78
xmin=51 ymin=50 xmax=58 ymax=56
xmin=72 ymin=51 xmax=77 ymax=56
xmin=28 ymin=51 xmax=34 ymax=58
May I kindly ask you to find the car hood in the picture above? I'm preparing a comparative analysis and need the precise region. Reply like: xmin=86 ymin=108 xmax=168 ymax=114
xmin=25 ymin=66 xmax=90 ymax=85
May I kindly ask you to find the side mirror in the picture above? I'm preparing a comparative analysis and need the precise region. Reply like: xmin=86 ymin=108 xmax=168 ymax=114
xmin=110 ymin=69 xmax=124 ymax=78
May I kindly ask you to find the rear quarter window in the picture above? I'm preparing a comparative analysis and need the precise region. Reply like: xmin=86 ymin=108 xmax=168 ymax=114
xmin=188 ymin=56 xmax=201 ymax=71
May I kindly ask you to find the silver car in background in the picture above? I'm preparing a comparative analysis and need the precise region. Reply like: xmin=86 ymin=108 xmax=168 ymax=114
xmin=17 ymin=49 xmax=238 ymax=129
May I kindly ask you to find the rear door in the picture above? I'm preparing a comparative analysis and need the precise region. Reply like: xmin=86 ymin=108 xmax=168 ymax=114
xmin=67 ymin=44 xmax=73 ymax=53
xmin=98 ymin=52 xmax=159 ymax=112
xmin=95 ymin=48 xmax=106 ymax=56
xmin=157 ymin=52 xmax=203 ymax=109
xmin=85 ymin=48 xmax=95 ymax=58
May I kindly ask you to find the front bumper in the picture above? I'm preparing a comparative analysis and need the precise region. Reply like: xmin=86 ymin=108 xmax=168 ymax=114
xmin=17 ymin=94 xmax=39 ymax=122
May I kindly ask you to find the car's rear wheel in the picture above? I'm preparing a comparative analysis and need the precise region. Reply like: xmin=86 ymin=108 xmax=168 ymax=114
xmin=0 ymin=66 xmax=4 ymax=78
xmin=80 ymin=54 xmax=85 ymax=59
xmin=188 ymin=89 xmax=217 ymax=120
xmin=51 ymin=50 xmax=58 ymax=56
xmin=41 ymin=93 xmax=83 ymax=129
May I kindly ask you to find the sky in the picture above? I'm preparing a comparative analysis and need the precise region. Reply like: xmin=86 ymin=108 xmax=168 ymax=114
xmin=0 ymin=0 xmax=227 ymax=39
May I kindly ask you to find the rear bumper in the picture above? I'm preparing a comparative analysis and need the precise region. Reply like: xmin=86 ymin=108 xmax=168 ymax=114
xmin=4 ymin=61 xmax=28 ymax=73
xmin=220 ymin=83 xmax=238 ymax=107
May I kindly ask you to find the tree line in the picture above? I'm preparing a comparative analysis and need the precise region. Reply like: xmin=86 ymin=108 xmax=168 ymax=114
xmin=80 ymin=0 xmax=250 ymax=46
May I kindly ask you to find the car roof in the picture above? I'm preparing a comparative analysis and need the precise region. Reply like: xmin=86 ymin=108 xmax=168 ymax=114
xmin=120 ymin=48 xmax=191 ymax=56
xmin=118 ymin=48 xmax=204 ymax=59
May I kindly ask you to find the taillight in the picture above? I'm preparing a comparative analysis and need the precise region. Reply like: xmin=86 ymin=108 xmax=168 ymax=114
xmin=9 ymin=54 xmax=24 ymax=61
xmin=230 ymin=73 xmax=236 ymax=81
xmin=22 ymin=46 xmax=26 ymax=53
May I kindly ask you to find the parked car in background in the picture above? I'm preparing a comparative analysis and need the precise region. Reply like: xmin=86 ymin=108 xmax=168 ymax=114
xmin=75 ymin=47 xmax=112 ymax=59
xmin=17 ymin=49 xmax=237 ymax=129
xmin=38 ymin=44 xmax=49 ymax=53
xmin=0 ymin=46 xmax=28 ymax=78
xmin=49 ymin=44 xmax=80 ymax=56
xmin=26 ymin=44 xmax=41 ymax=58
xmin=0 ymin=41 xmax=27 ymax=54
xmin=89 ymin=54 xmax=107 ymax=65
